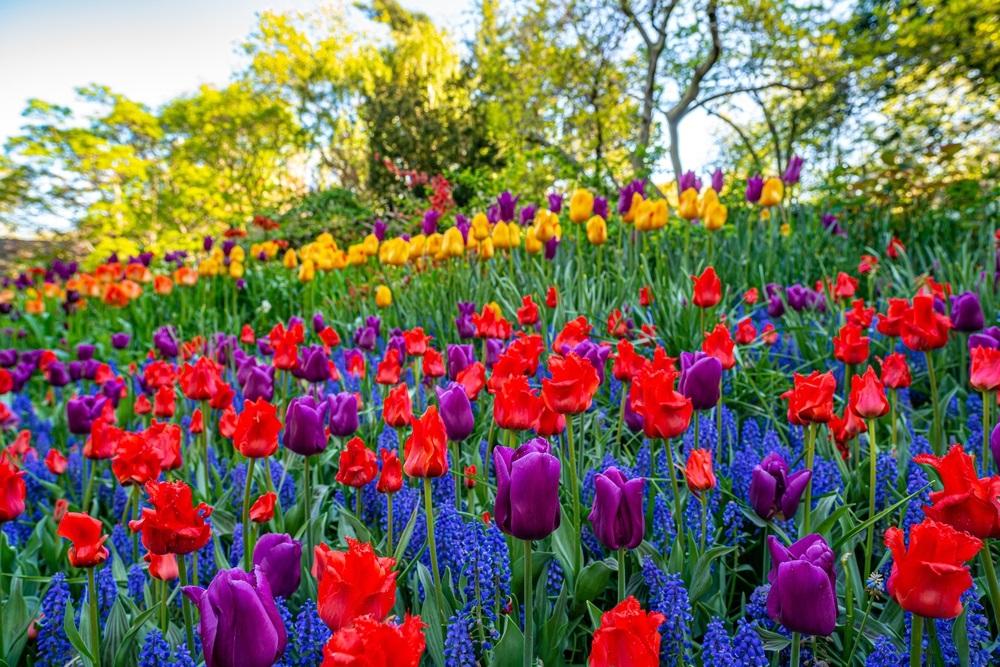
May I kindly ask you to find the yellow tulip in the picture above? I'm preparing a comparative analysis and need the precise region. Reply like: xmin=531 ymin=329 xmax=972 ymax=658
xmin=492 ymin=221 xmax=512 ymax=249
xmin=569 ymin=188 xmax=594 ymax=224
xmin=634 ymin=200 xmax=655 ymax=232
xmin=229 ymin=261 xmax=245 ymax=279
xmin=298 ymin=259 xmax=315 ymax=283
xmin=471 ymin=213 xmax=491 ymax=241
xmin=760 ymin=208 xmax=772 ymax=221
xmin=760 ymin=178 xmax=783 ymax=207
xmin=229 ymin=245 xmax=246 ymax=263
xmin=316 ymin=232 xmax=336 ymax=247
xmin=586 ymin=215 xmax=608 ymax=244
xmin=780 ymin=223 xmax=791 ymax=237
xmin=347 ymin=244 xmax=367 ymax=266
xmin=363 ymin=233 xmax=379 ymax=255
xmin=678 ymin=188 xmax=699 ymax=220
xmin=486 ymin=302 xmax=503 ymax=318
xmin=198 ymin=258 xmax=219 ymax=277
xmin=409 ymin=234 xmax=427 ymax=258
xmin=478 ymin=238 xmax=495 ymax=260
xmin=442 ymin=227 xmax=465 ymax=257
xmin=698 ymin=188 xmax=719 ymax=219
xmin=525 ymin=226 xmax=543 ymax=254
xmin=283 ymin=249 xmax=298 ymax=269
xmin=703 ymin=201 xmax=728 ymax=231
xmin=379 ymin=238 xmax=410 ymax=266
xmin=426 ymin=233 xmax=444 ymax=257
xmin=507 ymin=222 xmax=522 ymax=248
xmin=650 ymin=200 xmax=668 ymax=229
xmin=375 ymin=285 xmax=392 ymax=308
xmin=622 ymin=192 xmax=643 ymax=223
xmin=331 ymin=250 xmax=348 ymax=270
xmin=534 ymin=210 xmax=559 ymax=241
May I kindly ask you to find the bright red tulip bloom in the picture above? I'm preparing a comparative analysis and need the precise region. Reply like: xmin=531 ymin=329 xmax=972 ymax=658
xmin=84 ymin=419 xmax=122 ymax=460
xmin=250 ymin=492 xmax=277 ymax=523
xmin=901 ymin=294 xmax=951 ymax=351
xmin=970 ymin=346 xmax=1000 ymax=392
xmin=472 ymin=306 xmax=513 ymax=340
xmin=517 ymin=295 xmax=539 ymax=326
xmin=209 ymin=382 xmax=234 ymax=410
xmin=421 ymin=348 xmax=445 ymax=378
xmin=832 ymin=271 xmax=858 ymax=300
xmin=743 ymin=287 xmax=759 ymax=305
xmin=735 ymin=318 xmax=757 ymax=345
xmin=179 ymin=356 xmax=223 ymax=401
xmin=219 ymin=406 xmax=237 ymax=438
xmin=143 ymin=360 xmax=177 ymax=391
xmin=129 ymin=480 xmax=213 ymax=555
xmin=638 ymin=286 xmax=653 ymax=307
xmin=403 ymin=406 xmax=449 ymax=478
xmin=270 ymin=322 xmax=302 ymax=370
xmin=377 ymin=450 xmax=403 ymax=494
xmin=702 ymin=324 xmax=735 ymax=369
xmin=403 ymin=327 xmax=432 ymax=356
xmin=546 ymin=286 xmax=558 ymax=308
xmin=112 ymin=432 xmax=162 ymax=486
xmin=336 ymin=437 xmax=378 ymax=488
xmin=134 ymin=394 xmax=152 ymax=415
xmin=493 ymin=375 xmax=543 ymax=431
xmin=884 ymin=518 xmax=981 ymax=619
xmin=57 ymin=512 xmax=109 ymax=568
xmin=876 ymin=298 xmax=909 ymax=338
xmin=234 ymin=398 xmax=282 ymax=459
xmin=846 ymin=299 xmax=875 ymax=328
xmin=153 ymin=385 xmax=175 ymax=418
xmin=456 ymin=362 xmax=486 ymax=401
xmin=376 ymin=349 xmax=402 ymax=385
xmin=849 ymin=367 xmax=889 ymax=419
xmin=0 ymin=453 xmax=26 ymax=523
xmin=190 ymin=408 xmax=204 ymax=434
xmin=553 ymin=316 xmax=592 ymax=352
xmin=833 ymin=323 xmax=869 ymax=365
xmin=914 ymin=445 xmax=1000 ymax=538
xmin=313 ymin=538 xmax=398 ymax=632
xmin=45 ymin=448 xmax=68 ymax=475
xmin=321 ymin=614 xmax=426 ymax=667
xmin=534 ymin=402 xmax=566 ymax=436
xmin=382 ymin=383 xmax=412 ymax=428
xmin=612 ymin=339 xmax=647 ymax=382
xmin=240 ymin=323 xmax=256 ymax=345
xmin=829 ymin=408 xmax=867 ymax=448
xmin=691 ymin=266 xmax=722 ymax=309
xmin=541 ymin=353 xmax=600 ymax=415
xmin=145 ymin=552 xmax=179 ymax=581
xmin=880 ymin=353 xmax=911 ymax=389
xmin=685 ymin=449 xmax=716 ymax=495
xmin=782 ymin=371 xmax=836 ymax=425
xmin=629 ymin=367 xmax=692 ymax=440
xmin=144 ymin=420 xmax=182 ymax=470
xmin=588 ymin=596 xmax=665 ymax=667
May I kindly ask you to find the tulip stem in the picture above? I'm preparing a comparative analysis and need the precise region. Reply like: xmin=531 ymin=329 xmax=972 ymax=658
xmin=303 ymin=456 xmax=312 ymax=557
xmin=451 ymin=442 xmax=461 ymax=509
xmin=566 ymin=417 xmax=581 ymax=530
xmin=386 ymin=494 xmax=394 ymax=555
xmin=242 ymin=457 xmax=256 ymax=571
xmin=802 ymin=424 xmax=816 ymax=536
xmin=159 ymin=578 xmax=167 ymax=634
xmin=617 ymin=547 xmax=626 ymax=602
xmin=865 ymin=419 xmax=877 ymax=580
xmin=264 ymin=459 xmax=285 ymax=532
xmin=664 ymin=439 xmax=686 ymax=556
xmin=82 ymin=459 xmax=98 ymax=512
xmin=926 ymin=351 xmax=942 ymax=455
xmin=890 ymin=389 xmax=898 ymax=453
xmin=177 ymin=555 xmax=196 ymax=659
xmin=202 ymin=400 xmax=211 ymax=494
xmin=789 ymin=631 xmax=800 ymax=667
xmin=909 ymin=614 xmax=924 ymax=667
xmin=982 ymin=391 xmax=991 ymax=475
xmin=523 ymin=538 xmax=534 ymax=667
xmin=699 ymin=493 xmax=708 ymax=553
xmin=87 ymin=567 xmax=101 ymax=667
xmin=422 ymin=478 xmax=445 ymax=619
xmin=614 ymin=387 xmax=626 ymax=452
xmin=979 ymin=542 xmax=1000 ymax=629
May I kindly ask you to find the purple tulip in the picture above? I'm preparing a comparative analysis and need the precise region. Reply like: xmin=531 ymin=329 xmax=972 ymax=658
xmin=46 ymin=361 xmax=70 ymax=387
xmin=624 ymin=388 xmax=644 ymax=432
xmin=0 ymin=350 xmax=17 ymax=368
xmin=821 ymin=214 xmax=846 ymax=237
xmin=353 ymin=325 xmax=377 ymax=351
xmin=455 ymin=303 xmax=476 ymax=339
xmin=547 ymin=192 xmax=563 ymax=213
xmin=312 ymin=312 xmax=325 ymax=334
xmin=745 ymin=174 xmax=764 ymax=203
xmin=485 ymin=339 xmax=503 ymax=367
xmin=593 ymin=196 xmax=608 ymax=219
xmin=950 ymin=291 xmax=984 ymax=332
xmin=519 ymin=204 xmax=537 ymax=225
xmin=153 ymin=327 xmax=179 ymax=358
xmin=766 ymin=534 xmax=837 ymax=635
xmin=679 ymin=170 xmax=701 ymax=193
xmin=296 ymin=345 xmax=330 ymax=384
xmin=422 ymin=209 xmax=441 ymax=235
xmin=678 ymin=351 xmax=723 ymax=411
xmin=786 ymin=284 xmax=810 ymax=312
xmin=749 ymin=452 xmax=811 ymax=520
xmin=75 ymin=344 xmax=96 ymax=361
xmin=544 ymin=236 xmax=559 ymax=261
xmin=767 ymin=293 xmax=786 ymax=318
xmin=284 ymin=396 xmax=329 ymax=456
xmin=373 ymin=219 xmax=387 ymax=241
xmin=617 ymin=179 xmax=645 ymax=214
xmin=386 ymin=330 xmax=406 ymax=360
xmin=992 ymin=423 xmax=1000 ymax=469
xmin=497 ymin=192 xmax=519 ymax=222
xmin=110 ymin=333 xmax=131 ymax=350
xmin=493 ymin=437 xmax=561 ymax=540
xmin=782 ymin=155 xmax=804 ymax=185
xmin=183 ymin=568 xmax=287 ymax=667
xmin=564 ymin=340 xmax=612 ymax=383
xmin=435 ymin=382 xmax=475 ymax=441
xmin=242 ymin=365 xmax=275 ymax=403
xmin=67 ymin=395 xmax=106 ymax=435
xmin=446 ymin=344 xmax=475 ymax=380
xmin=202 ymin=236 xmax=214 ymax=252
xmin=455 ymin=215 xmax=470 ymax=242
xmin=327 ymin=392 xmax=359 ymax=437
xmin=252 ymin=533 xmax=302 ymax=598
xmin=711 ymin=168 xmax=724 ymax=193
xmin=588 ymin=467 xmax=645 ymax=550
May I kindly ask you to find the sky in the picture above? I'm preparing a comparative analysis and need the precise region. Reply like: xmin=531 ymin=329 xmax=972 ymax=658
xmin=0 ymin=0 xmax=717 ymax=229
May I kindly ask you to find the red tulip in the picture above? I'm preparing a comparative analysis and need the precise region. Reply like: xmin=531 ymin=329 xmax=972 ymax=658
xmin=629 ymin=367 xmax=692 ymax=440
xmin=240 ymin=323 xmax=256 ymax=345
xmin=880 ymin=353 xmax=911 ymax=389
xmin=553 ymin=316 xmax=592 ymax=352
xmin=57 ymin=512 xmax=109 ymax=568
xmin=884 ymin=518 xmax=981 ymax=619
xmin=875 ymin=298 xmax=909 ymax=338
xmin=152 ymin=385 xmax=175 ymax=418
xmin=233 ymin=398 xmax=282 ymax=459
xmin=421 ymin=348 xmax=445 ymax=378
xmin=179 ymin=356 xmax=222 ymax=401
xmin=321 ymin=614 xmax=425 ymax=667
xmin=534 ymin=402 xmax=566 ymax=436
xmin=685 ymin=449 xmax=716 ymax=495
xmin=145 ymin=551 xmax=179 ymax=581
xmin=638 ymin=286 xmax=653 ymax=307
xmin=846 ymin=299 xmax=875 ymax=328
xmin=219 ymin=406 xmax=237 ymax=438
xmin=250 ymin=492 xmax=277 ymax=523
xmin=612 ymin=339 xmax=647 ymax=382
xmin=735 ymin=318 xmax=757 ymax=345
xmin=134 ymin=394 xmax=152 ymax=415
xmin=45 ymin=448 xmax=68 ymax=475
xmin=914 ymin=444 xmax=1000 ymax=539
xmin=849 ymin=367 xmax=889 ymax=419
xmin=144 ymin=420 xmax=182 ymax=470
xmin=832 ymin=271 xmax=858 ymax=300
xmin=190 ymin=408 xmax=204 ymax=435
xmin=829 ymin=408 xmax=866 ymax=448
xmin=588 ymin=596 xmax=665 ymax=667
xmin=376 ymin=349 xmax=403 ymax=385
xmin=542 ymin=353 xmax=600 ymax=415
xmin=0 ymin=453 xmax=26 ymax=523
xmin=782 ymin=371 xmax=836 ymax=425
xmin=383 ymin=383 xmax=413 ymax=428
xmin=112 ymin=432 xmax=162 ymax=486
xmin=691 ymin=266 xmax=722 ymax=309
xmin=472 ymin=305 xmax=513 ymax=340
xmin=403 ymin=327 xmax=432 ymax=356
xmin=209 ymin=382 xmax=234 ymax=410
xmin=84 ymin=419 xmax=121 ymax=460
xmin=403 ymin=406 xmax=449 ymax=478
xmin=129 ymin=480 xmax=213 ymax=555
xmin=901 ymin=294 xmax=951 ymax=351
xmin=456 ymin=362 xmax=486 ymax=401
xmin=970 ymin=346 xmax=1000 ymax=392
xmin=702 ymin=324 xmax=735 ymax=369
xmin=270 ymin=322 xmax=303 ymax=370
xmin=833 ymin=323 xmax=869 ymax=365
xmin=377 ymin=450 xmax=403 ymax=494
xmin=546 ymin=286 xmax=559 ymax=308
xmin=336 ymin=437 xmax=378 ymax=488
xmin=493 ymin=375 xmax=543 ymax=431
xmin=517 ymin=295 xmax=539 ymax=326
xmin=313 ymin=538 xmax=397 ymax=632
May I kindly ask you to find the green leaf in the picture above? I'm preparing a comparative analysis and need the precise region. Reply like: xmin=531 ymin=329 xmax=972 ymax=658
xmin=573 ymin=559 xmax=614 ymax=610
xmin=552 ymin=518 xmax=580 ymax=588
xmin=392 ymin=502 xmax=421 ymax=562
xmin=490 ymin=616 xmax=524 ymax=667
xmin=113 ymin=607 xmax=159 ymax=667
xmin=63 ymin=599 xmax=94 ymax=664
xmin=690 ymin=545 xmax=736 ymax=603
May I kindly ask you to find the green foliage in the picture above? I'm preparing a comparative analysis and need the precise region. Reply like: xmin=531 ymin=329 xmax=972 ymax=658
xmin=269 ymin=187 xmax=373 ymax=247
